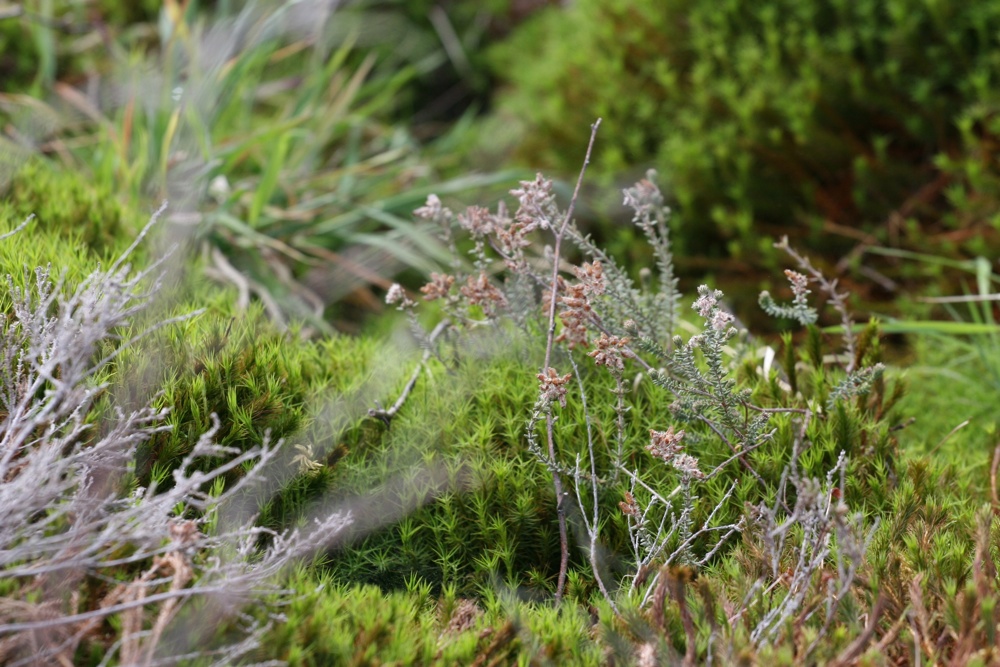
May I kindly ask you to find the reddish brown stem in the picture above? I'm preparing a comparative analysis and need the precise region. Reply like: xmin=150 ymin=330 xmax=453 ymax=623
xmin=543 ymin=119 xmax=601 ymax=602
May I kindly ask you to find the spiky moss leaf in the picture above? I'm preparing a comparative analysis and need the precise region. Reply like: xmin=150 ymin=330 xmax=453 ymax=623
xmin=322 ymin=345 xmax=553 ymax=594
xmin=131 ymin=305 xmax=384 ymax=526
xmin=137 ymin=312 xmax=305 ymax=481
xmin=1 ymin=159 xmax=133 ymax=260
xmin=0 ymin=217 xmax=95 ymax=311
xmin=0 ymin=161 xmax=137 ymax=305
xmin=245 ymin=566 xmax=611 ymax=666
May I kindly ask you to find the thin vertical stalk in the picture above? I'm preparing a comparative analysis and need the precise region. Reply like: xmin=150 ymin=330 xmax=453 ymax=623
xmin=542 ymin=119 xmax=601 ymax=601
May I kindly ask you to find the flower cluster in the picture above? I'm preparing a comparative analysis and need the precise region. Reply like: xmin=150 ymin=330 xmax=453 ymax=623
xmin=537 ymin=366 xmax=573 ymax=408
xmin=511 ymin=173 xmax=559 ymax=230
xmin=785 ymin=270 xmax=810 ymax=303
xmin=554 ymin=261 xmax=607 ymax=349
xmin=589 ymin=332 xmax=631 ymax=372
xmin=420 ymin=272 xmax=455 ymax=301
xmin=413 ymin=193 xmax=452 ymax=225
xmin=619 ymin=490 xmax=640 ymax=517
xmin=385 ymin=283 xmax=414 ymax=309
xmin=692 ymin=284 xmax=734 ymax=332
xmin=460 ymin=273 xmax=508 ymax=317
xmin=457 ymin=205 xmax=494 ymax=236
xmin=647 ymin=427 xmax=704 ymax=479
xmin=622 ymin=170 xmax=666 ymax=222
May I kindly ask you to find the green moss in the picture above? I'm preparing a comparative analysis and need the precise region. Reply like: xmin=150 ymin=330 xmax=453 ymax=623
xmin=248 ymin=568 xmax=607 ymax=666
xmin=0 ymin=159 xmax=133 ymax=260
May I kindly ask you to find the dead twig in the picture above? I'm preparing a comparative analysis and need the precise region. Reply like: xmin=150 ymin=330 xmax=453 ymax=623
xmin=368 ymin=318 xmax=452 ymax=427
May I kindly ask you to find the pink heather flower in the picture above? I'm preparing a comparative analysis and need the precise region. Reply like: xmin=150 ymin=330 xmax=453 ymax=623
xmin=784 ymin=270 xmax=810 ymax=298
xmin=692 ymin=286 xmax=719 ymax=317
xmin=414 ymin=194 xmax=451 ymax=222
xmin=711 ymin=309 xmax=734 ymax=331
xmin=671 ymin=453 xmax=705 ymax=479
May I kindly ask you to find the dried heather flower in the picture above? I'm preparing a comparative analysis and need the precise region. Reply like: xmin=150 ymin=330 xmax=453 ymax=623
xmin=489 ymin=202 xmax=534 ymax=272
xmin=420 ymin=272 xmax=455 ymax=301
xmin=619 ymin=491 xmax=640 ymax=517
xmin=555 ymin=282 xmax=592 ymax=349
xmin=550 ymin=264 xmax=608 ymax=350
xmin=537 ymin=367 xmax=573 ymax=408
xmin=457 ymin=205 xmax=493 ymax=236
xmin=510 ymin=173 xmax=558 ymax=230
xmin=414 ymin=194 xmax=452 ymax=223
xmin=647 ymin=427 xmax=686 ymax=462
xmin=574 ymin=260 xmax=606 ymax=296
xmin=589 ymin=332 xmax=631 ymax=372
xmin=460 ymin=273 xmax=508 ymax=316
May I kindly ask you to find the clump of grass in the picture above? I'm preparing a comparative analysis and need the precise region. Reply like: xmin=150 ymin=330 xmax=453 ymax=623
xmin=3 ymin=1 xmax=522 ymax=332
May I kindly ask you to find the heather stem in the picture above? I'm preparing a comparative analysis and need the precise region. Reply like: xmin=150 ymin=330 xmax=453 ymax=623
xmin=542 ymin=118 xmax=601 ymax=602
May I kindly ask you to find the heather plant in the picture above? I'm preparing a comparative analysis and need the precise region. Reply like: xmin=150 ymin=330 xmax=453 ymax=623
xmin=6 ymin=157 xmax=1000 ymax=664
xmin=375 ymin=128 xmax=908 ymax=663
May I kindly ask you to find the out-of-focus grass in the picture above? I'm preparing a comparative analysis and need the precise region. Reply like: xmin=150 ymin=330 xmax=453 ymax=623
xmin=1 ymin=1 xmax=524 ymax=331
xmin=869 ymin=249 xmax=1000 ymax=466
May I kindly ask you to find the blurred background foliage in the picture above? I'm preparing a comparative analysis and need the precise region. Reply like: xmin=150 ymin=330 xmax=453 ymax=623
xmin=5 ymin=0 xmax=1000 ymax=329
xmin=478 ymin=0 xmax=1000 ymax=326
xmin=4 ymin=0 xmax=1000 ymax=454
xmin=6 ymin=2 xmax=1000 ymax=663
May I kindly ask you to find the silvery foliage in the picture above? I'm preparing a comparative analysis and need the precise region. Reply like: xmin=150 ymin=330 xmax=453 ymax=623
xmin=742 ymin=449 xmax=876 ymax=656
xmin=0 ymin=213 xmax=353 ymax=666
